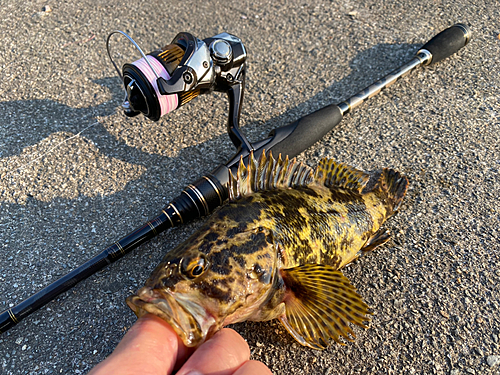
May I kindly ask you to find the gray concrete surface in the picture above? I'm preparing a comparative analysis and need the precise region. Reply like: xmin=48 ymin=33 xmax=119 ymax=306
xmin=0 ymin=1 xmax=499 ymax=374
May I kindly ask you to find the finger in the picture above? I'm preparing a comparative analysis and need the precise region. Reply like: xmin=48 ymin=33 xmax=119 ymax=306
xmin=89 ymin=314 xmax=190 ymax=375
xmin=233 ymin=360 xmax=274 ymax=375
xmin=176 ymin=328 xmax=250 ymax=375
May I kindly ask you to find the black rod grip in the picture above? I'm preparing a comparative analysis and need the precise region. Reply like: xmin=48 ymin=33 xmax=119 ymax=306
xmin=169 ymin=173 xmax=228 ymax=223
xmin=266 ymin=104 xmax=343 ymax=159
xmin=420 ymin=23 xmax=471 ymax=65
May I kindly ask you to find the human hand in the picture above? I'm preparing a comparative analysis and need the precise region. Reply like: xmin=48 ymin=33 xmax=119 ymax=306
xmin=88 ymin=314 xmax=273 ymax=375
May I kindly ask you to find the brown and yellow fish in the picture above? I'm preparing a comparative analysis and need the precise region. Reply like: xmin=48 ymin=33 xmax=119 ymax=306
xmin=127 ymin=151 xmax=408 ymax=350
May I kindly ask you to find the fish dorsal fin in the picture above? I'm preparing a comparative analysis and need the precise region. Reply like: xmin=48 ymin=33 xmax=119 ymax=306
xmin=228 ymin=150 xmax=314 ymax=201
xmin=279 ymin=264 xmax=371 ymax=349
xmin=313 ymin=158 xmax=370 ymax=193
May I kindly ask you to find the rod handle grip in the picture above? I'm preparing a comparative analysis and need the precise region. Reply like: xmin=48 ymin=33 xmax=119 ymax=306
xmin=266 ymin=104 xmax=343 ymax=159
xmin=420 ymin=23 xmax=471 ymax=65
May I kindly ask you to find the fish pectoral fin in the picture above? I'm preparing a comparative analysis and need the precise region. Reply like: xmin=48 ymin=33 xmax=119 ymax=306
xmin=360 ymin=228 xmax=391 ymax=253
xmin=279 ymin=264 xmax=371 ymax=350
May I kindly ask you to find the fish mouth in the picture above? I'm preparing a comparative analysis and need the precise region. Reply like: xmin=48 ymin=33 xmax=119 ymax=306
xmin=126 ymin=287 xmax=216 ymax=347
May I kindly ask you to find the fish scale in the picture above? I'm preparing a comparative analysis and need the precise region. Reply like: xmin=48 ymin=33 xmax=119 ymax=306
xmin=246 ymin=186 xmax=379 ymax=269
xmin=127 ymin=151 xmax=408 ymax=349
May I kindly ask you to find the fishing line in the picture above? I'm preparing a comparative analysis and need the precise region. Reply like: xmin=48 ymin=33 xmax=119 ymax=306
xmin=129 ymin=55 xmax=178 ymax=117
xmin=3 ymin=121 xmax=100 ymax=178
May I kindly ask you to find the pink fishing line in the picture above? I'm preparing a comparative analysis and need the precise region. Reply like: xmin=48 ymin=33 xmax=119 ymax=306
xmin=132 ymin=55 xmax=178 ymax=117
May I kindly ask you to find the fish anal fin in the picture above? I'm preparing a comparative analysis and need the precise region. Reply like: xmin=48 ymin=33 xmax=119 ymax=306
xmin=313 ymin=158 xmax=369 ymax=193
xmin=360 ymin=228 xmax=391 ymax=253
xmin=279 ymin=264 xmax=371 ymax=350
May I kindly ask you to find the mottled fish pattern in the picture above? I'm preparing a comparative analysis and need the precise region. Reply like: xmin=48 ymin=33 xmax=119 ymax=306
xmin=127 ymin=151 xmax=408 ymax=349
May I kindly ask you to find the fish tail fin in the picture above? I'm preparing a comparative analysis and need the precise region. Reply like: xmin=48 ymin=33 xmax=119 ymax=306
xmin=377 ymin=168 xmax=409 ymax=215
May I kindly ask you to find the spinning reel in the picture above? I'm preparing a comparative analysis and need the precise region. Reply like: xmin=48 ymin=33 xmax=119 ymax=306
xmin=107 ymin=31 xmax=251 ymax=152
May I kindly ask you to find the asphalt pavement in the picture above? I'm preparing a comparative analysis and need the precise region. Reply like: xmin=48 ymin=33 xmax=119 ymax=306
xmin=0 ymin=0 xmax=499 ymax=374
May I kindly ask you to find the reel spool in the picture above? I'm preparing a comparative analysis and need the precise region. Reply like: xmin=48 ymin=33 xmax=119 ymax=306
xmin=107 ymin=31 xmax=248 ymax=124
xmin=122 ymin=44 xmax=187 ymax=120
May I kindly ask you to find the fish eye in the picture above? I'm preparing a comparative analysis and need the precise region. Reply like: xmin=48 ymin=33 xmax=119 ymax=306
xmin=180 ymin=255 xmax=209 ymax=280
xmin=192 ymin=265 xmax=204 ymax=276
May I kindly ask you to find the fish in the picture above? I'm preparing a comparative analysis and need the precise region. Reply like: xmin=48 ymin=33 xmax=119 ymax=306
xmin=126 ymin=151 xmax=409 ymax=350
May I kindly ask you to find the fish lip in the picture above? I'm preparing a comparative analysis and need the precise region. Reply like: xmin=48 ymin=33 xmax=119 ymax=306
xmin=126 ymin=288 xmax=216 ymax=347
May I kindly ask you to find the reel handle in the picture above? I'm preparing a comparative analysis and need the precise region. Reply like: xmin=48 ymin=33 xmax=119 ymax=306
xmin=418 ymin=23 xmax=471 ymax=65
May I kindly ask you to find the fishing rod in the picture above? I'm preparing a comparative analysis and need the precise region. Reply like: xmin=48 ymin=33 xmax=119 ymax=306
xmin=0 ymin=23 xmax=471 ymax=334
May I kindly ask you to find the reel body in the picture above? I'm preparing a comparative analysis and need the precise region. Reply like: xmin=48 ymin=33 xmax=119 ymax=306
xmin=108 ymin=31 xmax=247 ymax=126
